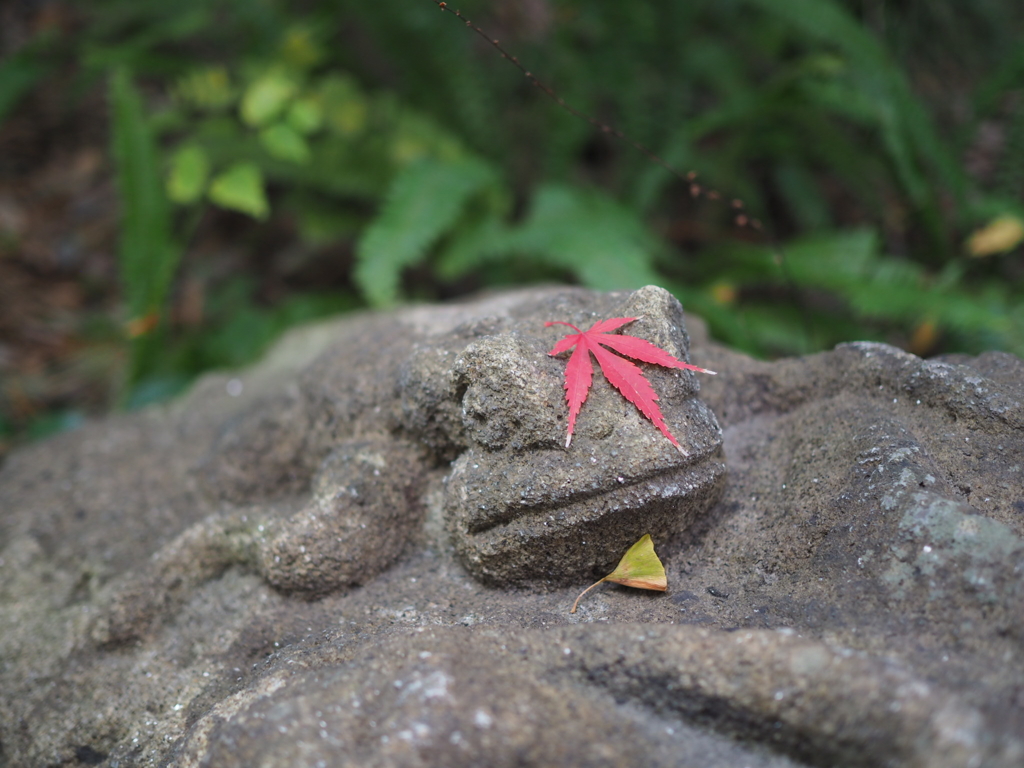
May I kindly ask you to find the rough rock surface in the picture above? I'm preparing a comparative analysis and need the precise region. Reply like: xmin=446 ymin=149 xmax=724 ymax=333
xmin=1 ymin=286 xmax=1022 ymax=768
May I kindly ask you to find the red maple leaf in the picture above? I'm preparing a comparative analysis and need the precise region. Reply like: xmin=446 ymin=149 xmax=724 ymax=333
xmin=545 ymin=317 xmax=715 ymax=451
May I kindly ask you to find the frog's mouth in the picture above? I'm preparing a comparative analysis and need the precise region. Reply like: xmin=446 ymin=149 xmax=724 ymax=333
xmin=443 ymin=398 xmax=726 ymax=588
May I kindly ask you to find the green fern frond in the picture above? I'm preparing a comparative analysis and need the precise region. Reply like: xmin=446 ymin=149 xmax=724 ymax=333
xmin=438 ymin=184 xmax=663 ymax=292
xmin=110 ymin=68 xmax=178 ymax=321
xmin=354 ymin=155 xmax=498 ymax=306
xmin=511 ymin=184 xmax=663 ymax=291
xmin=746 ymin=0 xmax=966 ymax=229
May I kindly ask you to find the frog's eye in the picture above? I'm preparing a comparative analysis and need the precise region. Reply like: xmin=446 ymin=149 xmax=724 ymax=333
xmin=452 ymin=336 xmax=563 ymax=451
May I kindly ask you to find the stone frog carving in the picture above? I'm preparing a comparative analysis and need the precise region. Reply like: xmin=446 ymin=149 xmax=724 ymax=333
xmin=92 ymin=285 xmax=725 ymax=644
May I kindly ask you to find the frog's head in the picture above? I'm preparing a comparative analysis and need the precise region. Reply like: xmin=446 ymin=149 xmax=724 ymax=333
xmin=439 ymin=286 xmax=726 ymax=588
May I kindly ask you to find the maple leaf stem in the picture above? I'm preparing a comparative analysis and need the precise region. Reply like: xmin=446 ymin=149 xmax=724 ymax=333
xmin=544 ymin=320 xmax=583 ymax=333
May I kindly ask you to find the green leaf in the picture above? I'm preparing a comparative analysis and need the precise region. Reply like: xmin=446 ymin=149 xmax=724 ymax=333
xmin=109 ymin=70 xmax=178 ymax=320
xmin=259 ymin=122 xmax=311 ymax=164
xmin=287 ymin=96 xmax=323 ymax=134
xmin=166 ymin=144 xmax=210 ymax=204
xmin=240 ymin=70 xmax=297 ymax=127
xmin=109 ymin=68 xmax=182 ymax=386
xmin=571 ymin=534 xmax=667 ymax=613
xmin=0 ymin=46 xmax=50 ymax=125
xmin=173 ymin=66 xmax=233 ymax=112
xmin=354 ymin=156 xmax=498 ymax=306
xmin=520 ymin=185 xmax=663 ymax=291
xmin=279 ymin=26 xmax=325 ymax=70
xmin=320 ymin=74 xmax=367 ymax=136
xmin=745 ymin=0 xmax=966 ymax=247
xmin=209 ymin=162 xmax=269 ymax=219
xmin=782 ymin=228 xmax=878 ymax=291
xmin=441 ymin=184 xmax=662 ymax=291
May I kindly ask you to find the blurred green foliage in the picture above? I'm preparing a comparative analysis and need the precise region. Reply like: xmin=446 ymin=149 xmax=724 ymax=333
xmin=109 ymin=68 xmax=180 ymax=388
xmin=5 ymin=0 xmax=1024 ymax=416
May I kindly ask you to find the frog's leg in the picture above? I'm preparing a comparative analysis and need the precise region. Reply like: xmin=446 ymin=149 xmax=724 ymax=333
xmin=89 ymin=436 xmax=425 ymax=646
xmin=256 ymin=436 xmax=426 ymax=596
xmin=89 ymin=512 xmax=262 ymax=647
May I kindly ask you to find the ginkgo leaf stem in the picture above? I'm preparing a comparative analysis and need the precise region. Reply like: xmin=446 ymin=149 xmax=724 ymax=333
xmin=570 ymin=534 xmax=668 ymax=613
xmin=570 ymin=578 xmax=608 ymax=614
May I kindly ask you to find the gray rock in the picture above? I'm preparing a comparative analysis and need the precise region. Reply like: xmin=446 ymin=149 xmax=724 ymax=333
xmin=0 ymin=286 xmax=1022 ymax=768
xmin=180 ymin=626 xmax=987 ymax=768
xmin=444 ymin=286 xmax=725 ymax=587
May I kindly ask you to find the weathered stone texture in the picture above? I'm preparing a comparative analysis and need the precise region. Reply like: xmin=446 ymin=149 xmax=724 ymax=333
xmin=1 ymin=286 xmax=1021 ymax=768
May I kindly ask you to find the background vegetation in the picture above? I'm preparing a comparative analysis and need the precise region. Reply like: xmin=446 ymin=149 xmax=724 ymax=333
xmin=1 ymin=0 xmax=1022 ymax=455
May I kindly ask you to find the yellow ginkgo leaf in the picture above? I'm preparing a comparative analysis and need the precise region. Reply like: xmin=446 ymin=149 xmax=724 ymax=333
xmin=966 ymin=214 xmax=1024 ymax=257
xmin=570 ymin=534 xmax=667 ymax=613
